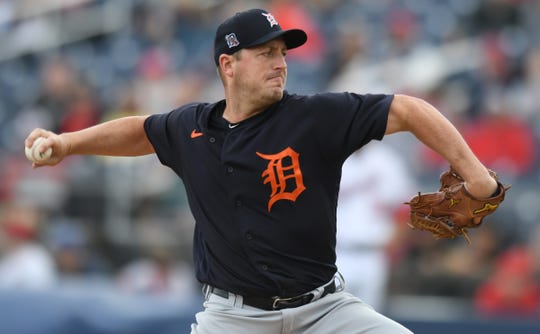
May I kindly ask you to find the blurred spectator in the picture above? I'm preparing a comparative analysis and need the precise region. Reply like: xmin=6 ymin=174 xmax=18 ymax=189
xmin=474 ymin=245 xmax=540 ymax=318
xmin=134 ymin=46 xmax=200 ymax=114
xmin=31 ymin=56 xmax=80 ymax=132
xmin=529 ymin=224 xmax=540 ymax=284
xmin=461 ymin=113 xmax=537 ymax=177
xmin=59 ymin=81 xmax=101 ymax=133
xmin=336 ymin=141 xmax=415 ymax=310
xmin=384 ymin=7 xmax=419 ymax=57
xmin=469 ymin=0 xmax=522 ymax=34
xmin=388 ymin=218 xmax=503 ymax=298
xmin=103 ymin=82 xmax=146 ymax=121
xmin=520 ymin=47 xmax=540 ymax=121
xmin=0 ymin=0 xmax=14 ymax=33
xmin=324 ymin=10 xmax=368 ymax=83
xmin=116 ymin=247 xmax=196 ymax=300
xmin=45 ymin=218 xmax=111 ymax=277
xmin=0 ymin=203 xmax=57 ymax=290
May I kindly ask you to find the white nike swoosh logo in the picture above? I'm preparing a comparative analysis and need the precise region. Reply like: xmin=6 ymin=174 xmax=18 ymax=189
xmin=228 ymin=123 xmax=239 ymax=128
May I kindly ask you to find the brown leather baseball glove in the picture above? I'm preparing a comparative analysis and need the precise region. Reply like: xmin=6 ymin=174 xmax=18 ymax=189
xmin=405 ymin=167 xmax=510 ymax=243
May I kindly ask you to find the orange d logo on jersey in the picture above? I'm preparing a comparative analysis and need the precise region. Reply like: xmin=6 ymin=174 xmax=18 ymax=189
xmin=256 ymin=147 xmax=306 ymax=212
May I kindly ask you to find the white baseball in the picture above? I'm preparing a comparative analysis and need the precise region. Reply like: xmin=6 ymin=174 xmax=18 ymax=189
xmin=25 ymin=137 xmax=52 ymax=162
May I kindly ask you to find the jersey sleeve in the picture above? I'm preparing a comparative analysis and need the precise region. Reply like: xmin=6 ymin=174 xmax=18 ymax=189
xmin=143 ymin=108 xmax=185 ymax=169
xmin=307 ymin=92 xmax=394 ymax=161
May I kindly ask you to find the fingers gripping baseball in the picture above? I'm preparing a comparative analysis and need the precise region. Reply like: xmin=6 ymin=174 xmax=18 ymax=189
xmin=24 ymin=129 xmax=67 ymax=167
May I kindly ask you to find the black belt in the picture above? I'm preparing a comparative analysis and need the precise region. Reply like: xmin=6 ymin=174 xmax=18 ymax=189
xmin=204 ymin=280 xmax=337 ymax=311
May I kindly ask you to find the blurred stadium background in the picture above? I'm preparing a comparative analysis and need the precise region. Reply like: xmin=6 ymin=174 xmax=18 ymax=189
xmin=0 ymin=0 xmax=539 ymax=333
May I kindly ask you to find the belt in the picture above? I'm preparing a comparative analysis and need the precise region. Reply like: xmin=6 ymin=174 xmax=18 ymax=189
xmin=203 ymin=274 xmax=343 ymax=311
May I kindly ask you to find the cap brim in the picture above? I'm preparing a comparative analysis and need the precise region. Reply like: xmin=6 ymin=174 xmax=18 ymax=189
xmin=244 ymin=28 xmax=307 ymax=50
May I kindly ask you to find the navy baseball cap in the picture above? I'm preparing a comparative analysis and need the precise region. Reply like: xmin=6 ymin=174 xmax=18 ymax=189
xmin=214 ymin=8 xmax=307 ymax=66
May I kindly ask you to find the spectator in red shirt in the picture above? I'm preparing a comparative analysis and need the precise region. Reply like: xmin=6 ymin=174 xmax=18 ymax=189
xmin=475 ymin=246 xmax=540 ymax=317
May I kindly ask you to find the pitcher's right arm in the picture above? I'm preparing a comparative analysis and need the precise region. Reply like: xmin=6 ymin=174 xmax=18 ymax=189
xmin=24 ymin=116 xmax=154 ymax=168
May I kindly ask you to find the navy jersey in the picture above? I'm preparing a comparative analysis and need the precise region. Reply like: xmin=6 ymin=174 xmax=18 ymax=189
xmin=144 ymin=91 xmax=393 ymax=297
